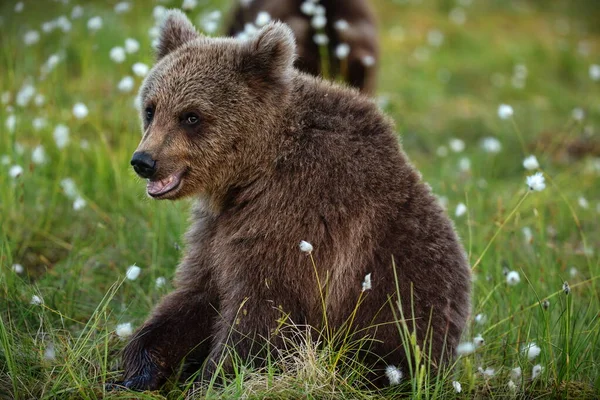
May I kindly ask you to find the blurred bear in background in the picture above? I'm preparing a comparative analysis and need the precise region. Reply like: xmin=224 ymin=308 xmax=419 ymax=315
xmin=226 ymin=0 xmax=379 ymax=95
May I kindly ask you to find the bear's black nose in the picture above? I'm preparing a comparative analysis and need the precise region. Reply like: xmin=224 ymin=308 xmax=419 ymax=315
xmin=131 ymin=152 xmax=156 ymax=179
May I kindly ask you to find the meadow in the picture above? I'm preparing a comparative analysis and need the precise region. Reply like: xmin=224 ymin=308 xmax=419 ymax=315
xmin=1 ymin=0 xmax=599 ymax=398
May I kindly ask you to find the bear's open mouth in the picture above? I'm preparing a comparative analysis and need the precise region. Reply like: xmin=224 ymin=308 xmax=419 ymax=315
xmin=147 ymin=169 xmax=186 ymax=198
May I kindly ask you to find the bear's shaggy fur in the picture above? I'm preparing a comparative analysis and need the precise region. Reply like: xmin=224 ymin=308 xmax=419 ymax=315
xmin=226 ymin=0 xmax=379 ymax=94
xmin=120 ymin=10 xmax=470 ymax=390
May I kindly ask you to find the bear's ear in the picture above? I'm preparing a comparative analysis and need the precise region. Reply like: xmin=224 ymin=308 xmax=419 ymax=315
xmin=240 ymin=22 xmax=296 ymax=88
xmin=156 ymin=10 xmax=200 ymax=60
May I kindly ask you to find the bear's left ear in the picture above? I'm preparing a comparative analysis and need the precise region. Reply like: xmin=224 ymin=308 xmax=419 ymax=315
xmin=240 ymin=22 xmax=296 ymax=88
xmin=156 ymin=10 xmax=200 ymax=60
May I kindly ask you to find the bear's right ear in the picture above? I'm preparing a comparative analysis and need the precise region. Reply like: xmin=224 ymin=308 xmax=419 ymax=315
xmin=156 ymin=10 xmax=200 ymax=60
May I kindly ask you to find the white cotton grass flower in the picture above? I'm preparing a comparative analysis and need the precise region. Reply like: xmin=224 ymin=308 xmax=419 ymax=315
xmin=427 ymin=29 xmax=444 ymax=47
xmin=335 ymin=43 xmax=350 ymax=60
xmin=498 ymin=104 xmax=514 ymax=119
xmin=455 ymin=203 xmax=467 ymax=218
xmin=507 ymin=379 xmax=517 ymax=391
xmin=481 ymin=137 xmax=502 ymax=153
xmin=87 ymin=16 xmax=103 ymax=32
xmin=522 ymin=226 xmax=533 ymax=244
xmin=12 ymin=264 xmax=24 ymax=274
xmin=15 ymin=1 xmax=24 ymax=12
xmin=126 ymin=265 xmax=141 ymax=280
xmin=478 ymin=366 xmax=495 ymax=378
xmin=56 ymin=16 xmax=72 ymax=33
xmin=34 ymin=94 xmax=45 ymax=107
xmin=132 ymin=62 xmax=149 ymax=77
xmin=72 ymin=102 xmax=89 ymax=119
xmin=334 ymin=19 xmax=349 ymax=31
xmin=449 ymin=138 xmax=465 ymax=152
xmin=124 ymin=38 xmax=140 ymax=54
xmin=110 ymin=47 xmax=126 ymax=63
xmin=23 ymin=30 xmax=41 ymax=46
xmin=311 ymin=14 xmax=327 ymax=30
xmin=182 ymin=0 xmax=198 ymax=11
xmin=16 ymin=84 xmax=36 ymax=107
xmin=33 ymin=117 xmax=47 ymax=131
xmin=456 ymin=342 xmax=475 ymax=356
xmin=523 ymin=155 xmax=539 ymax=170
xmin=155 ymin=276 xmax=167 ymax=288
xmin=300 ymin=1 xmax=316 ymax=16
xmin=578 ymin=196 xmax=589 ymax=209
xmin=200 ymin=10 xmax=222 ymax=34
xmin=41 ymin=54 xmax=61 ymax=77
xmin=32 ymin=145 xmax=47 ymax=165
xmin=531 ymin=364 xmax=543 ymax=380
xmin=9 ymin=165 xmax=24 ymax=179
xmin=452 ymin=381 xmax=462 ymax=393
xmin=449 ymin=7 xmax=466 ymax=25
xmin=299 ymin=240 xmax=313 ymax=253
xmin=61 ymin=178 xmax=78 ymax=199
xmin=526 ymin=172 xmax=546 ymax=192
xmin=511 ymin=366 xmax=522 ymax=381
xmin=313 ymin=33 xmax=329 ymax=46
xmin=14 ymin=143 xmax=25 ymax=155
xmin=114 ymin=2 xmax=131 ymax=14
xmin=71 ymin=5 xmax=84 ymax=19
xmin=116 ymin=322 xmax=133 ymax=338
xmin=255 ymin=11 xmax=271 ymax=27
xmin=506 ymin=270 xmax=520 ymax=286
xmin=118 ymin=76 xmax=135 ymax=92
xmin=362 ymin=55 xmax=376 ymax=67
xmin=31 ymin=295 xmax=43 ymax=305
xmin=385 ymin=365 xmax=403 ymax=385
xmin=42 ymin=20 xmax=57 ymax=34
xmin=522 ymin=342 xmax=541 ymax=360
xmin=562 ymin=281 xmax=570 ymax=295
xmin=361 ymin=273 xmax=372 ymax=292
xmin=1 ymin=155 xmax=11 ymax=165
xmin=44 ymin=342 xmax=56 ymax=361
xmin=571 ymin=107 xmax=585 ymax=121
xmin=73 ymin=196 xmax=86 ymax=211
xmin=569 ymin=267 xmax=578 ymax=278
xmin=6 ymin=114 xmax=16 ymax=133
xmin=458 ymin=157 xmax=470 ymax=172
xmin=149 ymin=26 xmax=160 ymax=39
xmin=153 ymin=5 xmax=167 ymax=22
xmin=53 ymin=124 xmax=70 ymax=149
xmin=474 ymin=313 xmax=486 ymax=325
xmin=589 ymin=64 xmax=600 ymax=81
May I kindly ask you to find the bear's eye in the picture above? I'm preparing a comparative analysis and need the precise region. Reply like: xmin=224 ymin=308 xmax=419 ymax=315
xmin=145 ymin=106 xmax=154 ymax=123
xmin=182 ymin=112 xmax=200 ymax=126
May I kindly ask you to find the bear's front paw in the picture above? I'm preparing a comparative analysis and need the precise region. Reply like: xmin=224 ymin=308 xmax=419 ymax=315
xmin=120 ymin=347 xmax=165 ymax=391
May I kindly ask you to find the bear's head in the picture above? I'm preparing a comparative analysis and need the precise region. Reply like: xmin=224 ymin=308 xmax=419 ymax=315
xmin=131 ymin=10 xmax=296 ymax=200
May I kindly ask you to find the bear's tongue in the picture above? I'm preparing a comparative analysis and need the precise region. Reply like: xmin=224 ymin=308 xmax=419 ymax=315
xmin=147 ymin=173 xmax=181 ymax=196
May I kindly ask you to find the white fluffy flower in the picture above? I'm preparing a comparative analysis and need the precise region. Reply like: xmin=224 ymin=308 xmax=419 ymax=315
xmin=452 ymin=381 xmax=462 ymax=393
xmin=569 ymin=267 xmax=578 ymax=278
xmin=507 ymin=379 xmax=517 ymax=391
xmin=498 ymin=104 xmax=514 ymax=119
xmin=73 ymin=196 xmax=87 ymax=211
xmin=473 ymin=334 xmax=484 ymax=348
xmin=385 ymin=365 xmax=402 ymax=385
xmin=311 ymin=14 xmax=327 ymax=30
xmin=60 ymin=178 xmax=78 ymax=198
xmin=32 ymin=145 xmax=47 ymax=165
xmin=481 ymin=137 xmax=502 ymax=153
xmin=124 ymin=38 xmax=140 ymax=54
xmin=299 ymin=240 xmax=313 ymax=253
xmin=87 ymin=16 xmax=103 ymax=31
xmin=132 ymin=62 xmax=149 ymax=77
xmin=32 ymin=117 xmax=46 ymax=131
xmin=313 ymin=33 xmax=329 ymax=46
xmin=1 ymin=155 xmax=11 ymax=165
xmin=522 ymin=226 xmax=533 ymax=244
xmin=12 ymin=264 xmax=24 ymax=274
xmin=335 ymin=43 xmax=350 ymax=59
xmin=5 ymin=114 xmax=16 ymax=133
xmin=44 ymin=342 xmax=56 ymax=360
xmin=590 ymin=64 xmax=600 ymax=81
xmin=531 ymin=364 xmax=543 ymax=380
xmin=456 ymin=342 xmax=475 ymax=356
xmin=506 ymin=270 xmax=520 ymax=286
xmin=14 ymin=1 xmax=24 ymax=12
xmin=182 ymin=0 xmax=198 ymax=11
xmin=361 ymin=273 xmax=372 ymax=292
xmin=449 ymin=138 xmax=465 ymax=152
xmin=126 ymin=265 xmax=141 ymax=280
xmin=116 ymin=322 xmax=133 ymax=338
xmin=155 ymin=276 xmax=167 ymax=288
xmin=114 ymin=2 xmax=131 ymax=14
xmin=56 ymin=16 xmax=72 ymax=32
xmin=449 ymin=7 xmax=466 ymax=25
xmin=34 ymin=93 xmax=45 ymax=106
xmin=474 ymin=313 xmax=486 ymax=325
xmin=9 ymin=165 xmax=24 ymax=179
xmin=334 ymin=19 xmax=349 ymax=31
xmin=255 ymin=11 xmax=271 ymax=27
xmin=458 ymin=157 xmax=470 ymax=172
xmin=478 ymin=366 xmax=495 ymax=378
xmin=362 ymin=55 xmax=376 ymax=67
xmin=53 ymin=124 xmax=70 ymax=149
xmin=23 ymin=30 xmax=40 ymax=46
xmin=71 ymin=5 xmax=84 ymax=19
xmin=526 ymin=172 xmax=546 ymax=192
xmin=153 ymin=5 xmax=167 ymax=21
xmin=523 ymin=155 xmax=539 ymax=170
xmin=522 ymin=342 xmax=541 ymax=360
xmin=578 ymin=196 xmax=589 ymax=209
xmin=72 ymin=102 xmax=89 ymax=119
xmin=16 ymin=84 xmax=36 ymax=107
xmin=511 ymin=366 xmax=522 ymax=381
xmin=110 ymin=47 xmax=126 ymax=63
xmin=428 ymin=29 xmax=444 ymax=47
xmin=118 ymin=76 xmax=135 ymax=92
xmin=31 ymin=295 xmax=43 ymax=305
xmin=562 ymin=281 xmax=570 ymax=295
xmin=455 ymin=203 xmax=467 ymax=217
xmin=300 ymin=1 xmax=316 ymax=16
xmin=571 ymin=107 xmax=584 ymax=121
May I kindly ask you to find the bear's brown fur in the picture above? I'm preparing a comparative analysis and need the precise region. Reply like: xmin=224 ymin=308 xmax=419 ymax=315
xmin=226 ymin=0 xmax=379 ymax=94
xmin=120 ymin=10 xmax=470 ymax=390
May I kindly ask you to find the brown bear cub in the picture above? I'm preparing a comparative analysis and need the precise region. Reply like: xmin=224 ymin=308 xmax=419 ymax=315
xmin=121 ymin=9 xmax=470 ymax=390
xmin=226 ymin=0 xmax=379 ymax=94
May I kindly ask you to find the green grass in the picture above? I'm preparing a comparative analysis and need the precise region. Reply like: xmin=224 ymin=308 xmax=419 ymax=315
xmin=1 ymin=0 xmax=600 ymax=398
